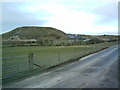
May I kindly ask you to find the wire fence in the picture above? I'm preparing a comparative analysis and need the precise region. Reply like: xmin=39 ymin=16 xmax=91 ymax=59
xmin=2 ymin=49 xmax=85 ymax=82
xmin=2 ymin=52 xmax=66 ymax=82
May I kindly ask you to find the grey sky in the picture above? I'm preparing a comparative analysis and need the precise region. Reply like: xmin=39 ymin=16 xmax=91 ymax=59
xmin=1 ymin=0 xmax=118 ymax=35
xmin=2 ymin=2 xmax=47 ymax=33
xmin=93 ymin=2 xmax=118 ymax=25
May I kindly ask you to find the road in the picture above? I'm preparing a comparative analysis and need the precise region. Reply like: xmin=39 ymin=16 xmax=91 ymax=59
xmin=3 ymin=45 xmax=118 ymax=88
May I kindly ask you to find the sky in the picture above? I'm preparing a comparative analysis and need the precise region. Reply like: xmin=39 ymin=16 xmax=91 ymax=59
xmin=1 ymin=0 xmax=119 ymax=35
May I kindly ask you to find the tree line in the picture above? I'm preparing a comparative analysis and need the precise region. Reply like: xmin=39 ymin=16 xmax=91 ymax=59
xmin=2 ymin=38 xmax=117 ymax=47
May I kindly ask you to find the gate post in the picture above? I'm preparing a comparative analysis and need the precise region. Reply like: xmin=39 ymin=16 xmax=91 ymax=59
xmin=28 ymin=53 xmax=33 ymax=71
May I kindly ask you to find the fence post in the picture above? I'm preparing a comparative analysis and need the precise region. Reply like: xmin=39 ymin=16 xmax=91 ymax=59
xmin=74 ymin=48 xmax=76 ymax=57
xmin=28 ymin=53 xmax=33 ymax=71
xmin=58 ymin=51 xmax=60 ymax=62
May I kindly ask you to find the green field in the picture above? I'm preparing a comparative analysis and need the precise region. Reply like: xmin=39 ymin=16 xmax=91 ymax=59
xmin=2 ymin=41 xmax=118 ymax=82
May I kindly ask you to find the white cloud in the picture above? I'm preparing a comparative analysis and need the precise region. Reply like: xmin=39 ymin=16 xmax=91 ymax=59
xmin=24 ymin=2 xmax=117 ymax=34
xmin=42 ymin=5 xmax=97 ymax=34
xmin=22 ymin=3 xmax=95 ymax=33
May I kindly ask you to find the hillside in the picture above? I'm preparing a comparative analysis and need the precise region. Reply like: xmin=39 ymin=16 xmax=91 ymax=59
xmin=2 ymin=26 xmax=68 ymax=40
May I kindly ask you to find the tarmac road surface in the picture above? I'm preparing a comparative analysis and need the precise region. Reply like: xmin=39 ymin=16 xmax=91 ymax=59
xmin=3 ymin=45 xmax=118 ymax=88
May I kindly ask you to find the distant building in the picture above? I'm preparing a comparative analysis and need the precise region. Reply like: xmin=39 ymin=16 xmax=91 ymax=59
xmin=67 ymin=34 xmax=86 ymax=40
xmin=67 ymin=34 xmax=76 ymax=39
xmin=101 ymin=38 xmax=113 ymax=41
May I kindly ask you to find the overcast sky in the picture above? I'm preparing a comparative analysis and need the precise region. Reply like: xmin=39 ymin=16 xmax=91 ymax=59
xmin=1 ymin=0 xmax=119 ymax=35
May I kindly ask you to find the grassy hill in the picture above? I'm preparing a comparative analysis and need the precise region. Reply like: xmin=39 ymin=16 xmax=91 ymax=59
xmin=2 ymin=26 xmax=68 ymax=40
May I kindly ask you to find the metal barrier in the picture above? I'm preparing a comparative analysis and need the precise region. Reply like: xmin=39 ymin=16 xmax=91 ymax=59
xmin=2 ymin=55 xmax=30 ymax=81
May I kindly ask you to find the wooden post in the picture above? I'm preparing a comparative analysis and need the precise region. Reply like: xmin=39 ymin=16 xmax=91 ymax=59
xmin=28 ymin=53 xmax=33 ymax=71
xmin=74 ymin=48 xmax=76 ymax=57
xmin=58 ymin=51 xmax=60 ymax=62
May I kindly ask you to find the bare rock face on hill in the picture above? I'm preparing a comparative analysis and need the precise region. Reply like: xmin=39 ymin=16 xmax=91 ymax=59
xmin=2 ymin=26 xmax=68 ymax=40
